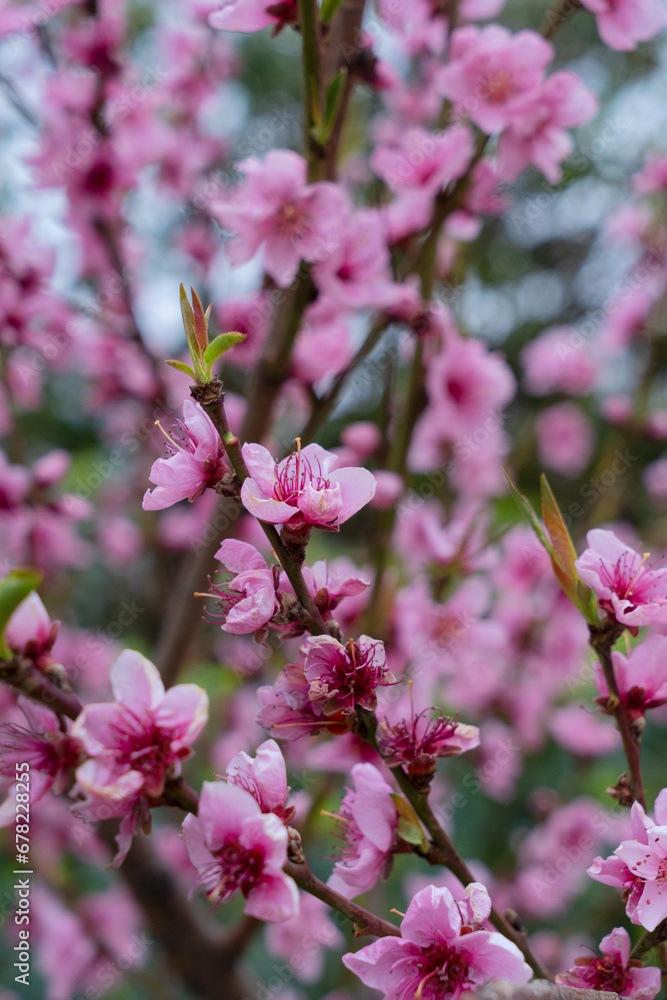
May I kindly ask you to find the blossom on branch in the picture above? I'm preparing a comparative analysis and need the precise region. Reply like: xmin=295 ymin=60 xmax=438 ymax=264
xmin=142 ymin=399 xmax=230 ymax=510
xmin=556 ymin=927 xmax=661 ymax=998
xmin=240 ymin=442 xmax=376 ymax=533
xmin=72 ymin=650 xmax=209 ymax=863
xmin=575 ymin=529 xmax=667 ymax=627
xmin=182 ymin=780 xmax=299 ymax=920
xmin=256 ymin=635 xmax=394 ymax=739
xmin=343 ymin=883 xmax=532 ymax=1000
xmin=327 ymin=763 xmax=398 ymax=899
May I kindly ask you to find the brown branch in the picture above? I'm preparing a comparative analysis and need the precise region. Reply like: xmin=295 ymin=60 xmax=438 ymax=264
xmin=357 ymin=710 xmax=552 ymax=980
xmin=589 ymin=621 xmax=645 ymax=808
xmin=472 ymin=981 xmax=621 ymax=1000
xmin=631 ymin=919 xmax=667 ymax=960
xmin=284 ymin=856 xmax=401 ymax=938
xmin=0 ymin=658 xmax=83 ymax=719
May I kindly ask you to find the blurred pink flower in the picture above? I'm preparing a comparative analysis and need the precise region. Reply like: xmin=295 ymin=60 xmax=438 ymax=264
xmin=580 ymin=0 xmax=666 ymax=50
xmin=209 ymin=0 xmax=297 ymax=33
xmin=437 ymin=26 xmax=553 ymax=133
xmin=213 ymin=149 xmax=346 ymax=286
xmin=534 ymin=402 xmax=594 ymax=477
xmin=497 ymin=72 xmax=598 ymax=184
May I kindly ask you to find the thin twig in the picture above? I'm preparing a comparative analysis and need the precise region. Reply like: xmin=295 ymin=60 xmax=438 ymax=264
xmin=284 ymin=857 xmax=401 ymax=937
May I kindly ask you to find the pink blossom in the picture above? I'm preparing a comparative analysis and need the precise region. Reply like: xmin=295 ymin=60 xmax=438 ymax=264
xmin=521 ymin=325 xmax=597 ymax=396
xmin=575 ymin=529 xmax=667 ymax=627
xmin=292 ymin=318 xmax=354 ymax=386
xmin=343 ymin=883 xmax=532 ymax=999
xmin=534 ymin=402 xmax=595 ymax=477
xmin=212 ymin=150 xmax=346 ymax=286
xmin=225 ymin=738 xmax=294 ymax=821
xmin=302 ymin=634 xmax=395 ymax=716
xmin=593 ymin=635 xmax=667 ymax=721
xmin=589 ymin=794 xmax=667 ymax=931
xmin=371 ymin=126 xmax=474 ymax=197
xmin=0 ymin=698 xmax=83 ymax=827
xmin=579 ymin=0 xmax=666 ymax=51
xmin=241 ymin=442 xmax=376 ymax=533
xmin=517 ymin=798 xmax=618 ymax=918
xmin=377 ymin=707 xmax=480 ymax=778
xmin=437 ymin=26 xmax=553 ymax=133
xmin=142 ymin=400 xmax=229 ymax=511
xmin=312 ymin=208 xmax=406 ymax=312
xmin=548 ymin=705 xmax=619 ymax=758
xmin=497 ymin=72 xmax=598 ymax=184
xmin=209 ymin=0 xmax=297 ymax=33
xmin=208 ymin=539 xmax=278 ymax=635
xmin=72 ymin=651 xmax=208 ymax=862
xmin=257 ymin=636 xmax=393 ymax=739
xmin=419 ymin=335 xmax=516 ymax=442
xmin=4 ymin=592 xmax=59 ymax=670
xmin=182 ymin=780 xmax=299 ymax=920
xmin=556 ymin=927 xmax=661 ymax=998
xmin=327 ymin=763 xmax=398 ymax=898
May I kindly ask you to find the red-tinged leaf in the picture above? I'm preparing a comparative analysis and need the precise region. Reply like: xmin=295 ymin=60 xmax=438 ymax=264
xmin=190 ymin=287 xmax=209 ymax=355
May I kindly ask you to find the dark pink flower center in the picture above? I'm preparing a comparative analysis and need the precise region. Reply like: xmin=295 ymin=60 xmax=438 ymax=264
xmin=274 ymin=451 xmax=330 ymax=505
xmin=570 ymin=956 xmax=630 ymax=994
xmin=482 ymin=69 xmax=516 ymax=105
xmin=409 ymin=942 xmax=472 ymax=1000
xmin=598 ymin=551 xmax=663 ymax=606
xmin=202 ymin=578 xmax=246 ymax=622
xmin=109 ymin=709 xmax=177 ymax=783
xmin=0 ymin=724 xmax=81 ymax=779
xmin=378 ymin=710 xmax=459 ymax=768
xmin=208 ymin=839 xmax=265 ymax=903
xmin=273 ymin=198 xmax=312 ymax=243
xmin=310 ymin=639 xmax=391 ymax=713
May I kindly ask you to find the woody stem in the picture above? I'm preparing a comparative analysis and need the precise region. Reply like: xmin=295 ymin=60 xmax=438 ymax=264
xmin=283 ymin=857 xmax=401 ymax=938
xmin=589 ymin=623 xmax=645 ymax=808
xmin=357 ymin=709 xmax=552 ymax=981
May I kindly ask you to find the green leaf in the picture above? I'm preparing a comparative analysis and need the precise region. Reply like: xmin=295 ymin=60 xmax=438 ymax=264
xmin=391 ymin=794 xmax=425 ymax=846
xmin=504 ymin=470 xmax=552 ymax=555
xmin=165 ymin=360 xmax=196 ymax=379
xmin=0 ymin=569 xmax=43 ymax=659
xmin=325 ymin=67 xmax=348 ymax=130
xmin=203 ymin=332 xmax=246 ymax=369
xmin=321 ymin=0 xmax=346 ymax=22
